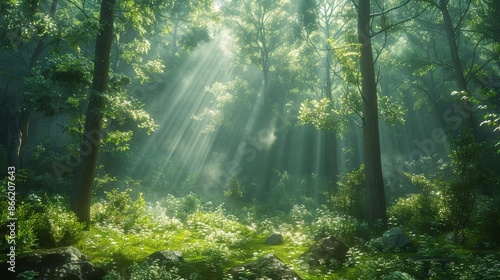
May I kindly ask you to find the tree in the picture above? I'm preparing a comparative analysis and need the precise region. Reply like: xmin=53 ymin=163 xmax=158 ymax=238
xmin=0 ymin=0 xmax=107 ymax=172
xmin=296 ymin=0 xmax=413 ymax=223
xmin=443 ymin=131 xmax=491 ymax=243
xmin=223 ymin=0 xmax=291 ymax=103
xmin=467 ymin=0 xmax=500 ymax=150
xmin=296 ymin=0 xmax=359 ymax=194
xmin=299 ymin=0 xmax=335 ymax=100
xmin=439 ymin=0 xmax=468 ymax=91
xmin=356 ymin=0 xmax=422 ymax=226
xmin=71 ymin=0 xmax=116 ymax=228
xmin=221 ymin=0 xmax=294 ymax=194
xmin=357 ymin=0 xmax=387 ymax=226
xmin=419 ymin=0 xmax=499 ymax=133
xmin=0 ymin=0 xmax=61 ymax=169
xmin=70 ymin=0 xmax=212 ymax=227
xmin=436 ymin=0 xmax=475 ymax=130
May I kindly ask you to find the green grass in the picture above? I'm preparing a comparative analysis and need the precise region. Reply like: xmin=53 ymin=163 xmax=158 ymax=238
xmin=75 ymin=199 xmax=340 ymax=279
xmin=7 ymin=191 xmax=500 ymax=279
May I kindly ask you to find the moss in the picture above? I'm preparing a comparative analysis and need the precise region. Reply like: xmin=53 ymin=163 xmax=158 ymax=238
xmin=65 ymin=193 xmax=500 ymax=279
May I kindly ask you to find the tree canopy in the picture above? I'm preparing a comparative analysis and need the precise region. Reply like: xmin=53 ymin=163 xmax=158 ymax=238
xmin=1 ymin=0 xmax=500 ymax=278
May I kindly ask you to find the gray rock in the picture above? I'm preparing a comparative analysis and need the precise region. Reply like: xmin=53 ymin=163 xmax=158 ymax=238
xmin=383 ymin=271 xmax=415 ymax=280
xmin=146 ymin=250 xmax=183 ymax=265
xmin=264 ymin=232 xmax=285 ymax=245
xmin=2 ymin=246 xmax=104 ymax=280
xmin=228 ymin=253 xmax=301 ymax=279
xmin=301 ymin=235 xmax=349 ymax=266
xmin=378 ymin=227 xmax=411 ymax=250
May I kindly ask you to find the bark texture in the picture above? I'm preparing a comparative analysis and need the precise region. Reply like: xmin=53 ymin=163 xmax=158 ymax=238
xmin=439 ymin=0 xmax=475 ymax=131
xmin=358 ymin=0 xmax=387 ymax=226
xmin=71 ymin=0 xmax=116 ymax=229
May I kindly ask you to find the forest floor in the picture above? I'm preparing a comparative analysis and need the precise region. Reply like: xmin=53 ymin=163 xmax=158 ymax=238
xmin=73 ymin=193 xmax=500 ymax=279
xmin=2 ymin=190 xmax=500 ymax=279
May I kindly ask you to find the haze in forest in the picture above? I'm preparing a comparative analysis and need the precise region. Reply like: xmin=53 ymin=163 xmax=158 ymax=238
xmin=1 ymin=0 xmax=500 ymax=279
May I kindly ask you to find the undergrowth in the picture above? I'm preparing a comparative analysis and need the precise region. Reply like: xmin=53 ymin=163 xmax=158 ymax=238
xmin=79 ymin=190 xmax=500 ymax=279
xmin=3 ymin=188 xmax=500 ymax=279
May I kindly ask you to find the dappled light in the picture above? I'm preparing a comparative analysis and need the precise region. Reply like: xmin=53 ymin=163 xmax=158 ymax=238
xmin=1 ymin=0 xmax=500 ymax=279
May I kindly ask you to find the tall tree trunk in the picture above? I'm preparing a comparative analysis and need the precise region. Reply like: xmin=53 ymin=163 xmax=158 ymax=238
xmin=440 ymin=0 xmax=467 ymax=92
xmin=71 ymin=0 xmax=116 ymax=229
xmin=358 ymin=0 xmax=387 ymax=227
xmin=439 ymin=0 xmax=475 ymax=131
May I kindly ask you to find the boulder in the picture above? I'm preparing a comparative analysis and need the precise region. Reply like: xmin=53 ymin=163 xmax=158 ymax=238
xmin=301 ymin=235 xmax=349 ymax=266
xmin=146 ymin=250 xmax=183 ymax=268
xmin=2 ymin=246 xmax=104 ymax=280
xmin=228 ymin=253 xmax=301 ymax=279
xmin=377 ymin=227 xmax=411 ymax=250
xmin=384 ymin=271 xmax=415 ymax=280
xmin=264 ymin=232 xmax=285 ymax=245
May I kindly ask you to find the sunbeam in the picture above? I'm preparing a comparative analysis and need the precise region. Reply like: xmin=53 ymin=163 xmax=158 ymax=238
xmin=6 ymin=0 xmax=500 ymax=278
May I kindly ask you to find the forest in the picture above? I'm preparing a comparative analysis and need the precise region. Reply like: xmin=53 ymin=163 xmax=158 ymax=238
xmin=1 ymin=0 xmax=500 ymax=279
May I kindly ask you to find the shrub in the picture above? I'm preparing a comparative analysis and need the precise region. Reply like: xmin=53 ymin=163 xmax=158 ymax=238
xmin=310 ymin=208 xmax=367 ymax=245
xmin=441 ymin=181 xmax=476 ymax=242
xmin=0 ymin=191 xmax=40 ymax=251
xmin=1 ymin=194 xmax=84 ymax=251
xmin=347 ymin=256 xmax=422 ymax=279
xmin=181 ymin=193 xmax=201 ymax=215
xmin=412 ymin=233 xmax=454 ymax=258
xmin=223 ymin=176 xmax=244 ymax=200
xmin=346 ymin=250 xmax=500 ymax=280
xmin=186 ymin=207 xmax=252 ymax=246
xmin=268 ymin=170 xmax=296 ymax=213
xmin=474 ymin=194 xmax=500 ymax=244
xmin=199 ymin=246 xmax=229 ymax=275
xmin=17 ymin=270 xmax=40 ymax=280
xmin=443 ymin=131 xmax=490 ymax=243
xmin=332 ymin=165 xmax=368 ymax=220
xmin=91 ymin=188 xmax=146 ymax=232
xmin=13 ymin=210 xmax=39 ymax=251
xmin=388 ymin=193 xmax=442 ymax=234
xmin=44 ymin=198 xmax=85 ymax=246
xmin=129 ymin=260 xmax=182 ymax=280
xmin=290 ymin=204 xmax=313 ymax=225
xmin=387 ymin=173 xmax=443 ymax=234
xmin=160 ymin=193 xmax=202 ymax=221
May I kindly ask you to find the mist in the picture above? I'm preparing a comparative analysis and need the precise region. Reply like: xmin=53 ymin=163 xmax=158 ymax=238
xmin=1 ymin=0 xmax=500 ymax=279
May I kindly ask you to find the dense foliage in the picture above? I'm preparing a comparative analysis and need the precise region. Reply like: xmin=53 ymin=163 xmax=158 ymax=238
xmin=1 ymin=0 xmax=500 ymax=279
